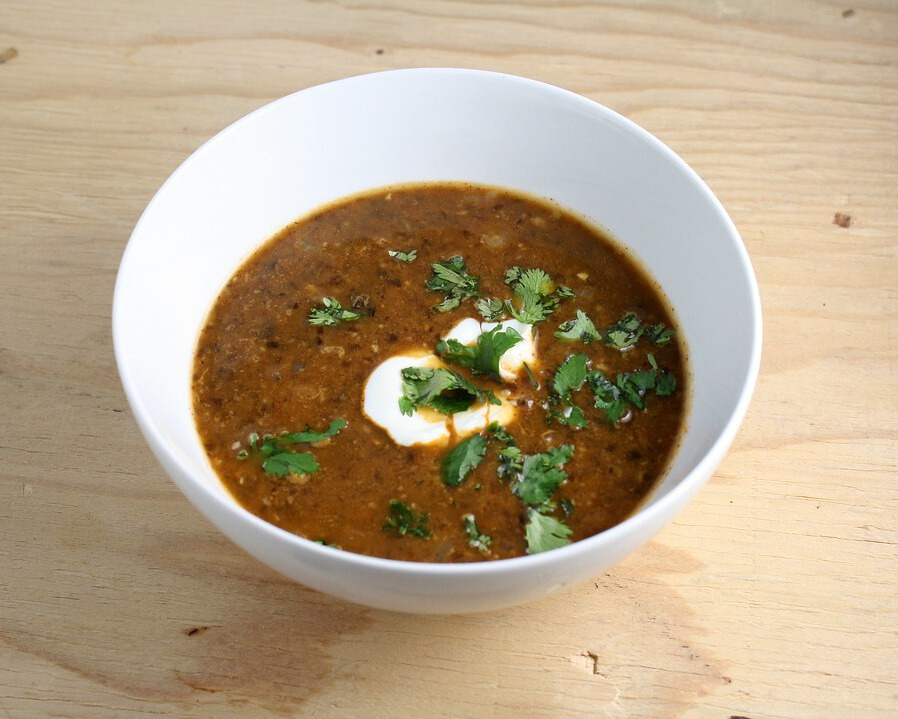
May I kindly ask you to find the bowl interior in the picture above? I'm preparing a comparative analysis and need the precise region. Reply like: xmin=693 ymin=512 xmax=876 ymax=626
xmin=114 ymin=69 xmax=760 ymax=603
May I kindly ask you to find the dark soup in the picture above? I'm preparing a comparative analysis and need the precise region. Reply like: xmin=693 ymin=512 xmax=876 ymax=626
xmin=192 ymin=183 xmax=687 ymax=562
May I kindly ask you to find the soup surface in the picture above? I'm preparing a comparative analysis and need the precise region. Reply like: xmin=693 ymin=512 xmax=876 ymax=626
xmin=193 ymin=184 xmax=686 ymax=562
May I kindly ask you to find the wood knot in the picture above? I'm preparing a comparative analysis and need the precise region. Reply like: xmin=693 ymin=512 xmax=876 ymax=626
xmin=833 ymin=212 xmax=852 ymax=228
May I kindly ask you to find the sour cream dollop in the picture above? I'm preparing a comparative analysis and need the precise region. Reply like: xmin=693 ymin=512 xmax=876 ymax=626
xmin=362 ymin=318 xmax=537 ymax=446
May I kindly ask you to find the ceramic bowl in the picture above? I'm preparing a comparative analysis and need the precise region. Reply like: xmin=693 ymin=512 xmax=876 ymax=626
xmin=113 ymin=69 xmax=761 ymax=613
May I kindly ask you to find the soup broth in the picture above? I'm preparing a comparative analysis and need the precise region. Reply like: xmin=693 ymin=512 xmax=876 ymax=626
xmin=192 ymin=184 xmax=686 ymax=562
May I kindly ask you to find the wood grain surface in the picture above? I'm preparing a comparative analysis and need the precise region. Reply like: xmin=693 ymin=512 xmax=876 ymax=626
xmin=1 ymin=1 xmax=896 ymax=717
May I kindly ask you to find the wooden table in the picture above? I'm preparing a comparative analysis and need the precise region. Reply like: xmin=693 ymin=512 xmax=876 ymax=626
xmin=2 ymin=1 xmax=895 ymax=716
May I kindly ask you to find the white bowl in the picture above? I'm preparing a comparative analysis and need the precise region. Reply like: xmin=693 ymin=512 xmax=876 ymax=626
xmin=113 ymin=69 xmax=761 ymax=614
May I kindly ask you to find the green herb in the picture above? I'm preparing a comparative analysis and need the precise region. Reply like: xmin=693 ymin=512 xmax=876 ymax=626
xmin=280 ymin=418 xmax=348 ymax=444
xmin=486 ymin=421 xmax=516 ymax=446
xmin=398 ymin=367 xmax=499 ymax=416
xmin=655 ymin=367 xmax=677 ymax=396
xmin=555 ymin=286 xmax=575 ymax=299
xmin=616 ymin=368 xmax=657 ymax=411
xmin=560 ymin=498 xmax=574 ymax=517
xmin=313 ymin=539 xmax=341 ymax=548
xmin=485 ymin=422 xmax=523 ymax=479
xmin=262 ymin=451 xmax=319 ymax=477
xmin=427 ymin=256 xmax=480 ymax=312
xmin=463 ymin=514 xmax=492 ymax=554
xmin=475 ymin=297 xmax=506 ymax=322
xmin=603 ymin=312 xmax=643 ymax=349
xmin=436 ymin=326 xmax=523 ymax=381
xmin=443 ymin=434 xmax=488 ymax=487
xmin=547 ymin=404 xmax=588 ymax=429
xmin=308 ymin=297 xmax=362 ymax=326
xmin=551 ymin=353 xmax=588 ymax=400
xmin=587 ymin=355 xmax=677 ymax=423
xmin=587 ymin=370 xmax=627 ymax=424
xmin=383 ymin=500 xmax=430 ymax=538
xmin=524 ymin=509 xmax=573 ymax=554
xmin=511 ymin=445 xmax=574 ymax=506
xmin=521 ymin=361 xmax=539 ymax=390
xmin=554 ymin=309 xmax=601 ymax=344
xmin=236 ymin=420 xmax=347 ymax=479
xmin=503 ymin=267 xmax=561 ymax=323
xmin=388 ymin=248 xmax=417 ymax=263
xmin=644 ymin=323 xmax=675 ymax=346
xmin=496 ymin=445 xmax=524 ymax=479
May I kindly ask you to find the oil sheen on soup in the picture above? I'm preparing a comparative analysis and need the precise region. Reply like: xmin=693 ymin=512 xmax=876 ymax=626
xmin=192 ymin=183 xmax=687 ymax=562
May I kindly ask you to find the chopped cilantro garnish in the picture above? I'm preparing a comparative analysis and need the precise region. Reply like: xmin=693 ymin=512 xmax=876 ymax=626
xmin=551 ymin=353 xmax=588 ymax=400
xmin=427 ymin=256 xmax=480 ymax=312
xmin=383 ymin=500 xmax=430 ymax=538
xmin=281 ymin=418 xmax=348 ymax=444
xmin=511 ymin=445 xmax=574 ymax=506
xmin=654 ymin=362 xmax=677 ymax=397
xmin=308 ymin=297 xmax=362 ymax=326
xmin=644 ymin=322 xmax=675 ymax=346
xmin=436 ymin=325 xmax=523 ymax=381
xmin=524 ymin=509 xmax=573 ymax=554
xmin=262 ymin=451 xmax=319 ymax=477
xmin=443 ymin=434 xmax=488 ymax=487
xmin=555 ymin=286 xmax=575 ymax=299
xmin=388 ymin=248 xmax=417 ymax=263
xmin=548 ymin=404 xmax=588 ymax=429
xmin=616 ymin=368 xmax=657 ymax=411
xmin=587 ymin=370 xmax=628 ymax=424
xmin=486 ymin=421 xmax=515 ymax=446
xmin=236 ymin=419 xmax=347 ymax=479
xmin=555 ymin=309 xmax=601 ymax=344
xmin=586 ymin=354 xmax=677 ymax=423
xmin=475 ymin=297 xmax=506 ymax=322
xmin=504 ymin=267 xmax=561 ymax=323
xmin=463 ymin=514 xmax=492 ymax=554
xmin=398 ymin=367 xmax=499 ymax=416
xmin=602 ymin=312 xmax=643 ymax=349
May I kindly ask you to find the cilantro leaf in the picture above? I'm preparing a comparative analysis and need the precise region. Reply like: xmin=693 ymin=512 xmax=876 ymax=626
xmin=382 ymin=500 xmax=430 ymax=538
xmin=646 ymin=352 xmax=676 ymax=396
xmin=644 ymin=322 xmax=675 ymax=345
xmin=399 ymin=367 xmax=499 ymax=416
xmin=388 ymin=248 xmax=417 ymax=263
xmin=262 ymin=451 xmax=319 ymax=477
xmin=486 ymin=422 xmax=523 ymax=479
xmin=603 ymin=312 xmax=643 ymax=349
xmin=443 ymin=434 xmax=488 ymax=487
xmin=436 ymin=326 xmax=523 ymax=381
xmin=547 ymin=404 xmax=588 ymax=429
xmin=237 ymin=420 xmax=347 ymax=479
xmin=281 ymin=418 xmax=347 ymax=444
xmin=552 ymin=353 xmax=588 ymax=399
xmin=587 ymin=370 xmax=628 ymax=424
xmin=524 ymin=509 xmax=573 ymax=554
xmin=616 ymin=369 xmax=656 ymax=410
xmin=555 ymin=309 xmax=601 ymax=344
xmin=504 ymin=267 xmax=561 ymax=323
xmin=475 ymin=297 xmax=506 ymax=322
xmin=555 ymin=286 xmax=575 ymax=299
xmin=463 ymin=514 xmax=492 ymax=554
xmin=427 ymin=256 xmax=480 ymax=312
xmin=308 ymin=297 xmax=362 ymax=326
xmin=587 ymin=354 xmax=677 ymax=422
xmin=655 ymin=369 xmax=677 ymax=397
xmin=486 ymin=421 xmax=515 ymax=446
xmin=511 ymin=445 xmax=574 ymax=505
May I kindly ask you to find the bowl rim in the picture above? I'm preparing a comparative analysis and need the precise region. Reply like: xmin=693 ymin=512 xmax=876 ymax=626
xmin=113 ymin=67 xmax=762 ymax=578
